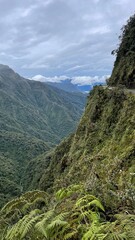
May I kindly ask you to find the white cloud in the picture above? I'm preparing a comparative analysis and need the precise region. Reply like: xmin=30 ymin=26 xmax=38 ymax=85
xmin=31 ymin=74 xmax=110 ymax=85
xmin=71 ymin=75 xmax=109 ymax=85
xmin=31 ymin=75 xmax=68 ymax=83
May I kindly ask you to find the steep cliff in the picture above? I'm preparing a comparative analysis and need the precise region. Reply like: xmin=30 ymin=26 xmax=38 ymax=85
xmin=108 ymin=14 xmax=135 ymax=88
xmin=37 ymin=86 xmax=135 ymax=211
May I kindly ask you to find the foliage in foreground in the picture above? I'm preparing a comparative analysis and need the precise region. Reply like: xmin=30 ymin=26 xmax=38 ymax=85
xmin=0 ymin=185 xmax=135 ymax=240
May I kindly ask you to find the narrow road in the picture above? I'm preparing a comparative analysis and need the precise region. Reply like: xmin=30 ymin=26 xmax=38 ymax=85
xmin=103 ymin=86 xmax=135 ymax=95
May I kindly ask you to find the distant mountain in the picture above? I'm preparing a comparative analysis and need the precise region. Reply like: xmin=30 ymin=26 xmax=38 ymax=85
xmin=0 ymin=64 xmax=86 ymax=145
xmin=46 ymin=79 xmax=105 ymax=93
xmin=77 ymin=84 xmax=93 ymax=92
xmin=0 ymin=64 xmax=86 ymax=207
xmin=46 ymin=79 xmax=80 ymax=93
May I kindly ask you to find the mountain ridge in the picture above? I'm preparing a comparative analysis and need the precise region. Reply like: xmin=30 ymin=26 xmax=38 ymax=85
xmin=0 ymin=64 xmax=86 ymax=207
xmin=0 ymin=64 xmax=86 ymax=144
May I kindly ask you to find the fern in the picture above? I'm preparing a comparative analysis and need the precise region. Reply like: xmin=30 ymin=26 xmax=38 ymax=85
xmin=5 ymin=209 xmax=42 ymax=240
xmin=35 ymin=211 xmax=69 ymax=239
xmin=87 ymin=199 xmax=105 ymax=212
xmin=20 ymin=209 xmax=42 ymax=239
xmin=1 ymin=186 xmax=134 ymax=240
xmin=55 ymin=184 xmax=84 ymax=201
xmin=35 ymin=210 xmax=55 ymax=238
xmin=82 ymin=221 xmax=109 ymax=240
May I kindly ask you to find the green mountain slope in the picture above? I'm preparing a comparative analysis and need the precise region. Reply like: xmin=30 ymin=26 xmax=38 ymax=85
xmin=0 ymin=64 xmax=86 ymax=207
xmin=1 ymin=100 xmax=135 ymax=236
xmin=0 ymin=64 xmax=86 ymax=145
xmin=108 ymin=14 xmax=135 ymax=88
xmin=0 ymin=131 xmax=49 ymax=207
xmin=33 ymin=86 xmax=135 ymax=211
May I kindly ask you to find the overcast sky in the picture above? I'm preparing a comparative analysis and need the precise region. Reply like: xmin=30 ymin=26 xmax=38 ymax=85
xmin=0 ymin=0 xmax=135 ymax=84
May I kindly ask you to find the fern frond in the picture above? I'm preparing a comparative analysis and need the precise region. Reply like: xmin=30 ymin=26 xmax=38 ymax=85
xmin=20 ymin=209 xmax=43 ymax=239
xmin=75 ymin=194 xmax=96 ymax=208
xmin=22 ymin=190 xmax=49 ymax=202
xmin=1 ymin=197 xmax=26 ymax=213
xmin=64 ymin=230 xmax=78 ymax=240
xmin=55 ymin=188 xmax=67 ymax=201
xmin=55 ymin=184 xmax=84 ymax=201
xmin=35 ymin=211 xmax=69 ymax=239
xmin=5 ymin=209 xmax=42 ymax=240
xmin=82 ymin=221 xmax=107 ymax=240
xmin=87 ymin=199 xmax=105 ymax=211
xmin=35 ymin=210 xmax=55 ymax=238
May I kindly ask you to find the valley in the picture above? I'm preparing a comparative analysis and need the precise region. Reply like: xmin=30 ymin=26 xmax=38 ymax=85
xmin=0 ymin=64 xmax=86 ymax=207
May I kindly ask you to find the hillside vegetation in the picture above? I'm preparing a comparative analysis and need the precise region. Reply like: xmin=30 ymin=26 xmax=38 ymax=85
xmin=108 ymin=14 xmax=135 ymax=88
xmin=1 ymin=186 xmax=135 ymax=240
xmin=0 ymin=64 xmax=86 ymax=207
xmin=34 ymin=86 xmax=135 ymax=212
xmin=0 ymin=64 xmax=86 ymax=145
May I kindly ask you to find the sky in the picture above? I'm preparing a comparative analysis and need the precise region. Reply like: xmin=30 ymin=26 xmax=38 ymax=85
xmin=0 ymin=0 xmax=135 ymax=85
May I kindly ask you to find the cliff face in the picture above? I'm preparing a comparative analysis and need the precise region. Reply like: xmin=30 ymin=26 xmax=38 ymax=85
xmin=38 ymin=86 xmax=135 ymax=211
xmin=108 ymin=14 xmax=135 ymax=88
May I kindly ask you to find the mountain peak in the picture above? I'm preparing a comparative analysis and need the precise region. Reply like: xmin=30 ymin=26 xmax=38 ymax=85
xmin=0 ymin=64 xmax=17 ymax=75
xmin=0 ymin=64 xmax=24 ymax=83
xmin=0 ymin=64 xmax=10 ymax=70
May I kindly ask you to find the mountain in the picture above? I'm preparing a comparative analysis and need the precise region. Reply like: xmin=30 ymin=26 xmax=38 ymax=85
xmin=0 ymin=64 xmax=86 ymax=145
xmin=46 ymin=79 xmax=104 ymax=93
xmin=46 ymin=79 xmax=80 ymax=92
xmin=77 ymin=84 xmax=93 ymax=92
xmin=25 ymin=86 xmax=135 ymax=212
xmin=0 ymin=64 xmax=86 ymax=207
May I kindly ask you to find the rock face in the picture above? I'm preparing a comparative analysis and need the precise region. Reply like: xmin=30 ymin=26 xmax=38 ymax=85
xmin=108 ymin=14 xmax=135 ymax=88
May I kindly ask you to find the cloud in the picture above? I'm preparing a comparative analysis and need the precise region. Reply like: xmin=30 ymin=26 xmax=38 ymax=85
xmin=71 ymin=75 xmax=109 ymax=85
xmin=31 ymin=75 xmax=68 ymax=83
xmin=31 ymin=74 xmax=109 ymax=86
xmin=0 ymin=0 xmax=135 ymax=77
